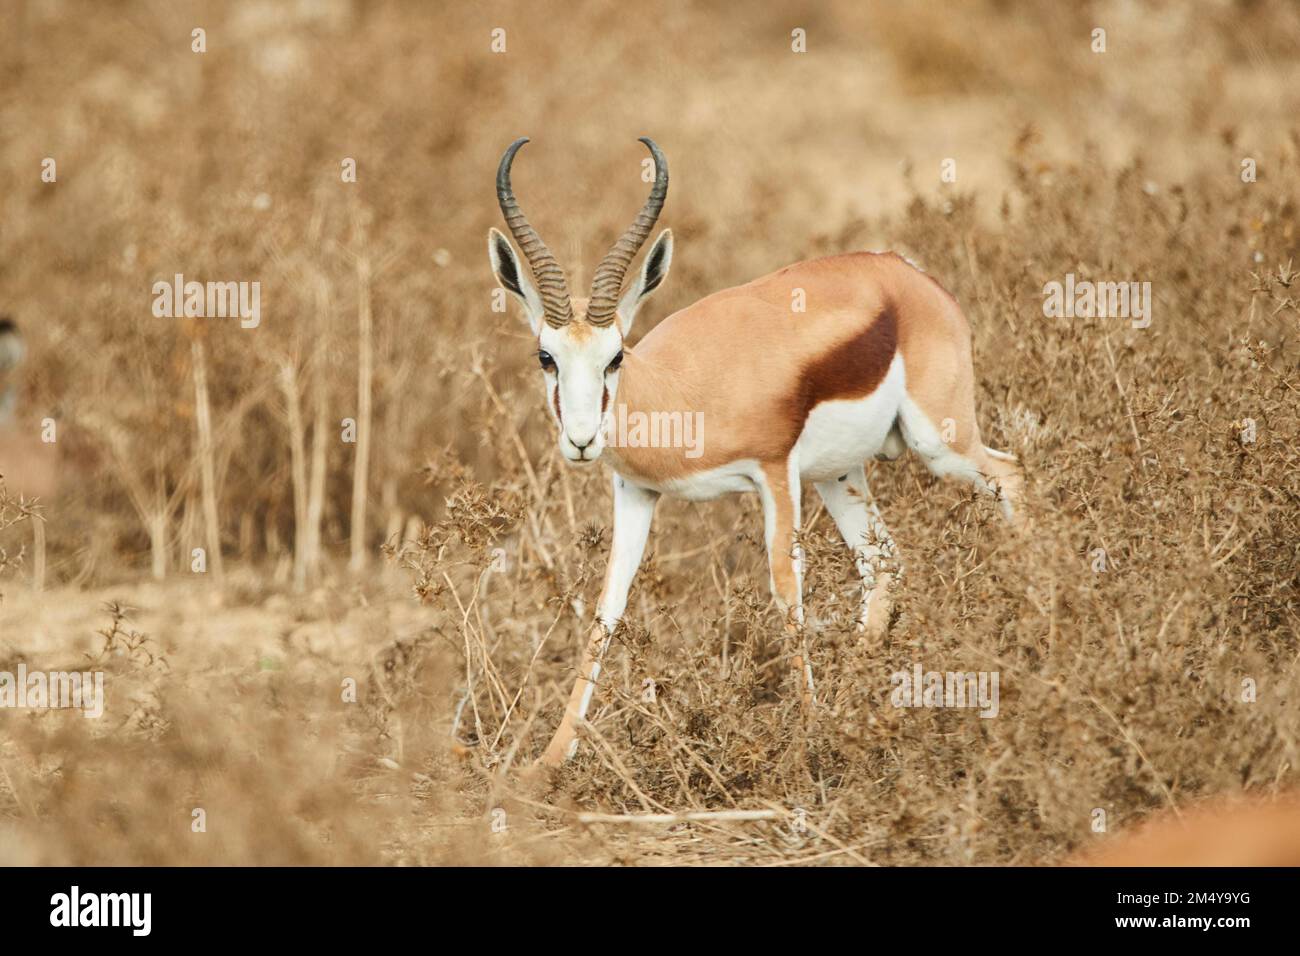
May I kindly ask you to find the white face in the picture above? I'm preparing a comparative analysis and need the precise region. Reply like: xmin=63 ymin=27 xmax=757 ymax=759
xmin=536 ymin=317 xmax=624 ymax=464
xmin=488 ymin=225 xmax=672 ymax=466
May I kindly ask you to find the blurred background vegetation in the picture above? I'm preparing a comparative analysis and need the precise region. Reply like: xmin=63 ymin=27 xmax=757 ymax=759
xmin=2 ymin=0 xmax=1297 ymax=586
xmin=0 ymin=0 xmax=1298 ymax=865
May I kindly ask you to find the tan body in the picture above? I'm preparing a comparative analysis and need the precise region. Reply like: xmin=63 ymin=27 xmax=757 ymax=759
xmin=607 ymin=252 xmax=991 ymax=484
xmin=1069 ymin=793 xmax=1300 ymax=866
xmin=0 ymin=430 xmax=60 ymax=503
xmin=0 ymin=320 xmax=58 ymax=591
xmin=486 ymin=138 xmax=1021 ymax=766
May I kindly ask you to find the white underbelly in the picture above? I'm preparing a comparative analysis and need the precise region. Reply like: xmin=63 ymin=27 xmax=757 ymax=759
xmin=616 ymin=457 xmax=760 ymax=501
xmin=794 ymin=353 xmax=905 ymax=482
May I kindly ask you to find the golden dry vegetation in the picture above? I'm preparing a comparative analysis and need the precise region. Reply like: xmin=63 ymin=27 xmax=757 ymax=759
xmin=0 ymin=0 xmax=1298 ymax=865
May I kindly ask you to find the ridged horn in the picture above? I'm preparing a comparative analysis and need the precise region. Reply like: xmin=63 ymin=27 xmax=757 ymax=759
xmin=586 ymin=137 xmax=668 ymax=327
xmin=496 ymin=138 xmax=573 ymax=328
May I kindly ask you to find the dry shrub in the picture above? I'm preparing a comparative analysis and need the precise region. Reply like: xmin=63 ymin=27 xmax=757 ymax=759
xmin=401 ymin=143 xmax=1300 ymax=865
xmin=0 ymin=0 xmax=1298 ymax=865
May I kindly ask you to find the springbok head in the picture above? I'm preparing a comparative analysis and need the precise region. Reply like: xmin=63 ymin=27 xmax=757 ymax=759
xmin=0 ymin=317 xmax=25 ymax=426
xmin=488 ymin=137 xmax=673 ymax=464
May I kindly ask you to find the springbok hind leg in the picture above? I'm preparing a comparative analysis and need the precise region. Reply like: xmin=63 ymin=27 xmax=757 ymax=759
xmin=814 ymin=464 xmax=900 ymax=638
xmin=898 ymin=398 xmax=1024 ymax=525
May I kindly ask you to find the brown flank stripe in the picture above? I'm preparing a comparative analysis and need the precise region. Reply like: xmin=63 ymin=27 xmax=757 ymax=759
xmin=784 ymin=303 xmax=898 ymax=430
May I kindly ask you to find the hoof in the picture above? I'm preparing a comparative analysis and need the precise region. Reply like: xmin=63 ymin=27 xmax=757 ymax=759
xmin=516 ymin=759 xmax=551 ymax=794
xmin=539 ymin=735 xmax=574 ymax=769
xmin=860 ymin=578 xmax=896 ymax=639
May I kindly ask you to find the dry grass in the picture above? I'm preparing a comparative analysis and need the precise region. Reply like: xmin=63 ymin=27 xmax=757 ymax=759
xmin=0 ymin=0 xmax=1298 ymax=865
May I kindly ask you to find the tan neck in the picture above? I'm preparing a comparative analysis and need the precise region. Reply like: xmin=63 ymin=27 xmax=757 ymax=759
xmin=602 ymin=346 xmax=716 ymax=482
xmin=615 ymin=347 xmax=694 ymax=419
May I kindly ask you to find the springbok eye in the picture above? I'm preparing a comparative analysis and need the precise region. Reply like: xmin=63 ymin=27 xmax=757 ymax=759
xmin=606 ymin=350 xmax=624 ymax=374
xmin=538 ymin=350 xmax=556 ymax=372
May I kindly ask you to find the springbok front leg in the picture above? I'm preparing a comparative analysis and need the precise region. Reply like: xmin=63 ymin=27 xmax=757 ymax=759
xmin=814 ymin=463 xmax=900 ymax=638
xmin=756 ymin=458 xmax=814 ymax=711
xmin=540 ymin=475 xmax=659 ymax=766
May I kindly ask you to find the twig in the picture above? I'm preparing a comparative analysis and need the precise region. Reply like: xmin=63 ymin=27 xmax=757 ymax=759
xmin=576 ymin=809 xmax=779 ymax=825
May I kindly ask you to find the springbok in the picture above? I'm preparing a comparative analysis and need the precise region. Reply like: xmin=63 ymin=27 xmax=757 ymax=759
xmin=1068 ymin=792 xmax=1300 ymax=866
xmin=488 ymin=138 xmax=1022 ymax=766
xmin=0 ymin=317 xmax=59 ymax=590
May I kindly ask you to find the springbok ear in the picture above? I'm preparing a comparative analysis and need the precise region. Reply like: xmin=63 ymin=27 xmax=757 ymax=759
xmin=616 ymin=229 xmax=673 ymax=334
xmin=488 ymin=228 xmax=544 ymax=334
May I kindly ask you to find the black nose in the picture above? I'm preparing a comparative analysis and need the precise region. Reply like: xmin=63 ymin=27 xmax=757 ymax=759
xmin=572 ymin=437 xmax=591 ymax=452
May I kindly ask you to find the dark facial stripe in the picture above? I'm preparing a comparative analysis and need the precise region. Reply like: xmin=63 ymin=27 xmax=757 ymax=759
xmin=552 ymin=384 xmax=562 ymax=425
